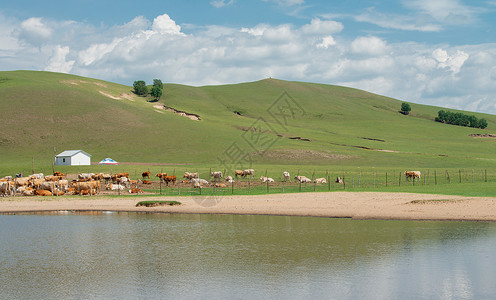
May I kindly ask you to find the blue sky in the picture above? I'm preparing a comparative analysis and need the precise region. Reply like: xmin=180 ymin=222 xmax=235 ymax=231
xmin=1 ymin=0 xmax=496 ymax=114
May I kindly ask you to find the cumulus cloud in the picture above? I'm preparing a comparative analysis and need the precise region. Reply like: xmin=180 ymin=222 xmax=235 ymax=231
xmin=151 ymin=14 xmax=182 ymax=35
xmin=44 ymin=45 xmax=75 ymax=73
xmin=350 ymin=36 xmax=388 ymax=56
xmin=316 ymin=36 xmax=336 ymax=49
xmin=432 ymin=48 xmax=469 ymax=74
xmin=17 ymin=17 xmax=53 ymax=47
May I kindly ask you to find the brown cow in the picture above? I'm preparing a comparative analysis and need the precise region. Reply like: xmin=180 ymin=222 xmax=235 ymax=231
xmin=163 ymin=175 xmax=176 ymax=186
xmin=34 ymin=190 xmax=52 ymax=196
xmin=156 ymin=173 xmax=168 ymax=181
xmin=142 ymin=171 xmax=151 ymax=179
xmin=234 ymin=170 xmax=244 ymax=178
xmin=129 ymin=188 xmax=144 ymax=194
xmin=142 ymin=180 xmax=152 ymax=185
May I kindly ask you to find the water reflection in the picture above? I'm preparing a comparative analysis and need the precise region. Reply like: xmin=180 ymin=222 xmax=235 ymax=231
xmin=1 ymin=213 xmax=495 ymax=299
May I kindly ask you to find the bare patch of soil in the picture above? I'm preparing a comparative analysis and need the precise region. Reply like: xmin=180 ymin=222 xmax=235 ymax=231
xmin=470 ymin=134 xmax=496 ymax=138
xmin=153 ymin=104 xmax=200 ymax=121
xmin=98 ymin=91 xmax=121 ymax=99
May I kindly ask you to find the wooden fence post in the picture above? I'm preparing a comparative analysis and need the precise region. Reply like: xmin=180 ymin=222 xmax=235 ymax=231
xmin=399 ymin=172 xmax=401 ymax=186
xmin=386 ymin=172 xmax=388 ymax=187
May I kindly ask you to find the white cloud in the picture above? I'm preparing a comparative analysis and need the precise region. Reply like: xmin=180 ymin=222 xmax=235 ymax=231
xmin=351 ymin=36 xmax=388 ymax=56
xmin=264 ymin=0 xmax=305 ymax=6
xmin=17 ymin=17 xmax=53 ymax=47
xmin=355 ymin=8 xmax=443 ymax=32
xmin=316 ymin=36 xmax=336 ymax=49
xmin=432 ymin=48 xmax=469 ymax=73
xmin=301 ymin=18 xmax=344 ymax=35
xmin=210 ymin=0 xmax=235 ymax=8
xmin=151 ymin=14 xmax=182 ymax=35
xmin=403 ymin=0 xmax=479 ymax=24
xmin=44 ymin=45 xmax=75 ymax=73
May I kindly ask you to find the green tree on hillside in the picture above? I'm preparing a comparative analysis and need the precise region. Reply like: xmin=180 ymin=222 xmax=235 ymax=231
xmin=435 ymin=110 xmax=488 ymax=129
xmin=400 ymin=102 xmax=411 ymax=115
xmin=153 ymin=79 xmax=163 ymax=89
xmin=151 ymin=85 xmax=163 ymax=100
xmin=150 ymin=78 xmax=164 ymax=100
xmin=133 ymin=80 xmax=148 ymax=96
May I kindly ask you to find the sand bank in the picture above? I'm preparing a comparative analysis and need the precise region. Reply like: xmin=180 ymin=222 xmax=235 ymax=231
xmin=1 ymin=192 xmax=496 ymax=221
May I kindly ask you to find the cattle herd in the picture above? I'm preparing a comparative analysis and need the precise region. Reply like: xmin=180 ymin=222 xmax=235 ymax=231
xmin=0 ymin=168 xmax=422 ymax=197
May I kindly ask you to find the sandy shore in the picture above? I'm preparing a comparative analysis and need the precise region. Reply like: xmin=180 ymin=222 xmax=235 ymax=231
xmin=1 ymin=192 xmax=496 ymax=221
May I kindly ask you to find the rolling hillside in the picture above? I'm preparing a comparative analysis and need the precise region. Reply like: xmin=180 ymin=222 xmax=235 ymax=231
xmin=1 ymin=70 xmax=495 ymax=173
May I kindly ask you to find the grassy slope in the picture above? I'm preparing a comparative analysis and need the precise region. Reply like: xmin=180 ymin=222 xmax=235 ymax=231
xmin=1 ymin=70 xmax=495 ymax=177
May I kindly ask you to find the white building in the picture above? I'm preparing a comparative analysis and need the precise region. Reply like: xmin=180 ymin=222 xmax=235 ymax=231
xmin=55 ymin=150 xmax=91 ymax=166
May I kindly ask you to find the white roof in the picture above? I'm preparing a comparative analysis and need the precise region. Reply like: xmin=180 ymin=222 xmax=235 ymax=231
xmin=56 ymin=150 xmax=91 ymax=157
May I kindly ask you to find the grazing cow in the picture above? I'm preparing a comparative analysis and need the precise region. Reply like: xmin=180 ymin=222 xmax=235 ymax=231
xmin=53 ymin=171 xmax=66 ymax=177
xmin=30 ymin=178 xmax=46 ymax=189
xmin=142 ymin=171 xmax=151 ymax=179
xmin=129 ymin=188 xmax=144 ymax=194
xmin=242 ymin=169 xmax=255 ymax=178
xmin=283 ymin=172 xmax=290 ymax=182
xmin=14 ymin=177 xmax=30 ymax=187
xmin=335 ymin=177 xmax=343 ymax=184
xmin=234 ymin=170 xmax=244 ymax=178
xmin=314 ymin=178 xmax=327 ymax=184
xmin=156 ymin=173 xmax=168 ymax=182
xmin=75 ymin=181 xmax=100 ymax=195
xmin=57 ymin=180 xmax=69 ymax=192
xmin=225 ymin=176 xmax=234 ymax=183
xmin=163 ymin=176 xmax=177 ymax=186
xmin=210 ymin=171 xmax=223 ymax=180
xmin=29 ymin=173 xmax=44 ymax=180
xmin=40 ymin=182 xmax=57 ymax=192
xmin=260 ymin=176 xmax=275 ymax=183
xmin=34 ymin=190 xmax=52 ymax=196
xmin=0 ymin=181 xmax=14 ymax=197
xmin=78 ymin=173 xmax=94 ymax=181
xmin=183 ymin=172 xmax=199 ymax=179
xmin=404 ymin=171 xmax=421 ymax=181
xmin=295 ymin=175 xmax=311 ymax=183
xmin=45 ymin=175 xmax=62 ymax=182
xmin=92 ymin=173 xmax=104 ymax=181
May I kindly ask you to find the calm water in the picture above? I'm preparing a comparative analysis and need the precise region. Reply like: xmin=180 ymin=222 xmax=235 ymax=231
xmin=1 ymin=212 xmax=496 ymax=299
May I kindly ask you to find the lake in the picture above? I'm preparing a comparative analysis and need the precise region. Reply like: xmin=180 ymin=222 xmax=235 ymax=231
xmin=1 ymin=212 xmax=495 ymax=299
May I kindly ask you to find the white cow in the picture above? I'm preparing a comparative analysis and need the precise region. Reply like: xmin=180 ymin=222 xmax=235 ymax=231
xmin=283 ymin=171 xmax=290 ymax=182
xmin=314 ymin=178 xmax=327 ymax=184
xmin=260 ymin=176 xmax=275 ymax=183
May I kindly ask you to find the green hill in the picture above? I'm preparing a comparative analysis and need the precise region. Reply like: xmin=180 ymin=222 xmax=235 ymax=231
xmin=1 ymin=70 xmax=495 ymax=175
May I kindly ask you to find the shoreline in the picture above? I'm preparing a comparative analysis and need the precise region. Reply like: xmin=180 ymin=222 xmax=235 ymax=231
xmin=1 ymin=192 xmax=496 ymax=221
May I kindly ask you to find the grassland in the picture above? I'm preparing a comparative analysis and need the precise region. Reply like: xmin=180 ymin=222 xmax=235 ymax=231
xmin=1 ymin=70 xmax=495 ymax=185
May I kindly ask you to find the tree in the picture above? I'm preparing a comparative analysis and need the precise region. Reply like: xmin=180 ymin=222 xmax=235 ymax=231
xmin=400 ymin=102 xmax=411 ymax=115
xmin=153 ymin=79 xmax=163 ymax=89
xmin=133 ymin=80 xmax=148 ymax=96
xmin=479 ymin=118 xmax=488 ymax=129
xmin=150 ymin=85 xmax=163 ymax=100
